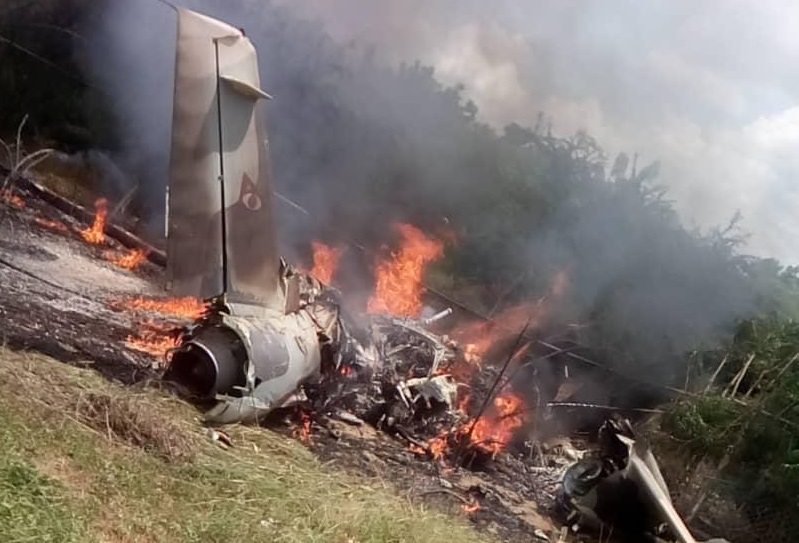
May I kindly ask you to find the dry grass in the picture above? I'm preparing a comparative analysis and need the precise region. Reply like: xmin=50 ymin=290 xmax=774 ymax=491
xmin=0 ymin=347 xmax=493 ymax=543
xmin=31 ymin=154 xmax=101 ymax=207
xmin=0 ymin=349 xmax=200 ymax=461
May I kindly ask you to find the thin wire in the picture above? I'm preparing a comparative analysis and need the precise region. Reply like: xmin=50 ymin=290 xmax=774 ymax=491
xmin=150 ymin=0 xmax=178 ymax=12
xmin=454 ymin=318 xmax=532 ymax=465
xmin=0 ymin=33 xmax=94 ymax=90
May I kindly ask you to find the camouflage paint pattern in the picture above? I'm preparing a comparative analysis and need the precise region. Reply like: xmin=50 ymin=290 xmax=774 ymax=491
xmin=166 ymin=8 xmax=282 ymax=311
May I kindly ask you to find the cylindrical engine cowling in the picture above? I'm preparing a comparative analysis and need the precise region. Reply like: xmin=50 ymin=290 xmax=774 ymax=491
xmin=165 ymin=325 xmax=248 ymax=398
xmin=165 ymin=309 xmax=322 ymax=423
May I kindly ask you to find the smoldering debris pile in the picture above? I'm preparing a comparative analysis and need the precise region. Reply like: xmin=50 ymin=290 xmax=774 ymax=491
xmin=161 ymin=273 xmax=726 ymax=543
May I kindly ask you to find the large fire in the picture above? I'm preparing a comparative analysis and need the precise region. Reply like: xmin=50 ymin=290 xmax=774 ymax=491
xmin=310 ymin=241 xmax=341 ymax=285
xmin=80 ymin=197 xmax=108 ymax=244
xmin=423 ymin=389 xmax=526 ymax=462
xmin=367 ymin=223 xmax=444 ymax=317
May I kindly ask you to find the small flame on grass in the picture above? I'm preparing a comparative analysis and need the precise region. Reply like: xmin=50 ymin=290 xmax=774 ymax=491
xmin=125 ymin=320 xmax=179 ymax=357
xmin=1 ymin=189 xmax=25 ymax=208
xmin=294 ymin=410 xmax=312 ymax=442
xmin=34 ymin=217 xmax=68 ymax=232
xmin=104 ymin=248 xmax=149 ymax=270
xmin=461 ymin=500 xmax=481 ymax=514
xmin=80 ymin=197 xmax=108 ymax=244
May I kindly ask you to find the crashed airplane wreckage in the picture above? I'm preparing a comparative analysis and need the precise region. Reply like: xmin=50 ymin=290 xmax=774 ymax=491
xmin=557 ymin=419 xmax=729 ymax=543
xmin=156 ymin=8 xmax=730 ymax=543
xmin=160 ymin=7 xmax=339 ymax=423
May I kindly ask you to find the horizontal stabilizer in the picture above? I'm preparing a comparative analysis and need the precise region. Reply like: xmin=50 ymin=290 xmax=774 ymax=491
xmin=221 ymin=75 xmax=273 ymax=100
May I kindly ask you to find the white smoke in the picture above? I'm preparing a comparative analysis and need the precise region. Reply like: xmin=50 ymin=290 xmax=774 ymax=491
xmin=272 ymin=0 xmax=799 ymax=265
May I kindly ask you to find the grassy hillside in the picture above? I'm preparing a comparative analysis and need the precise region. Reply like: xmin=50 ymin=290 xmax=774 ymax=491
xmin=0 ymin=347 xmax=490 ymax=543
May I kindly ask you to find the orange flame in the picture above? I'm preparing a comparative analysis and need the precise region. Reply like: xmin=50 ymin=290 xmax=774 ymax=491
xmin=104 ymin=248 xmax=149 ymax=270
xmin=428 ymin=434 xmax=449 ymax=460
xmin=294 ymin=411 xmax=312 ymax=442
xmin=124 ymin=320 xmax=179 ymax=357
xmin=1 ymin=189 xmax=25 ymax=208
xmin=457 ymin=391 xmax=525 ymax=456
xmin=113 ymin=296 xmax=206 ymax=320
xmin=310 ymin=241 xmax=341 ymax=284
xmin=453 ymin=270 xmax=570 ymax=359
xmin=34 ymin=217 xmax=68 ymax=232
xmin=80 ymin=198 xmax=108 ymax=244
xmin=367 ymin=223 xmax=444 ymax=317
xmin=424 ymin=390 xmax=526 ymax=462
xmin=461 ymin=500 xmax=481 ymax=514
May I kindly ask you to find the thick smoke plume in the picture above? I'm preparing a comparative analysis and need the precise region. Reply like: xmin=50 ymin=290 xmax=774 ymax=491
xmin=85 ymin=0 xmax=765 ymax=386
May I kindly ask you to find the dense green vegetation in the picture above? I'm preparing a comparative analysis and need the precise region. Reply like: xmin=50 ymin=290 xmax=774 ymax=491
xmin=662 ymin=316 xmax=799 ymax=539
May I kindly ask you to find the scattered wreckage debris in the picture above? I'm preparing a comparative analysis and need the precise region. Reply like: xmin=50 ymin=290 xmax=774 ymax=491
xmin=0 ymin=6 xmax=735 ymax=543
xmin=160 ymin=281 xmax=726 ymax=542
xmin=556 ymin=418 xmax=731 ymax=543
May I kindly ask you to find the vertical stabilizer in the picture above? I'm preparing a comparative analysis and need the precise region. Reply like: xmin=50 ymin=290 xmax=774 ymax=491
xmin=167 ymin=8 xmax=282 ymax=310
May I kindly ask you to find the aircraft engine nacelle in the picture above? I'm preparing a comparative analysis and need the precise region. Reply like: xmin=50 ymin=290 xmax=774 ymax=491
xmin=165 ymin=303 xmax=333 ymax=424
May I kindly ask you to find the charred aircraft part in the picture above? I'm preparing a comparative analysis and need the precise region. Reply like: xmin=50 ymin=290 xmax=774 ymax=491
xmin=165 ymin=299 xmax=340 ymax=424
xmin=166 ymin=323 xmax=247 ymax=397
xmin=556 ymin=418 xmax=728 ymax=543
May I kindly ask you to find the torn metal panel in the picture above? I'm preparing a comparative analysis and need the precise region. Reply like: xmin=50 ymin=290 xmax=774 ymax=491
xmin=557 ymin=418 xmax=727 ymax=543
xmin=401 ymin=375 xmax=459 ymax=409
xmin=166 ymin=8 xmax=282 ymax=310
xmin=622 ymin=435 xmax=696 ymax=543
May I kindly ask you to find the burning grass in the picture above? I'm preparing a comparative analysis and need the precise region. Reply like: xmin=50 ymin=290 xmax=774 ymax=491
xmin=103 ymin=247 xmax=149 ymax=270
xmin=79 ymin=197 xmax=107 ymax=244
xmin=114 ymin=295 xmax=207 ymax=320
xmin=0 ymin=348 xmax=493 ymax=543
xmin=1 ymin=188 xmax=25 ymax=208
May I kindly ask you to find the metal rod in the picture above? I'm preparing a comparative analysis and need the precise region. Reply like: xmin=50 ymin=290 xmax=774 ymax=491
xmin=213 ymin=39 xmax=229 ymax=295
xmin=422 ymin=307 xmax=452 ymax=325
xmin=273 ymin=191 xmax=309 ymax=215
xmin=546 ymin=402 xmax=664 ymax=414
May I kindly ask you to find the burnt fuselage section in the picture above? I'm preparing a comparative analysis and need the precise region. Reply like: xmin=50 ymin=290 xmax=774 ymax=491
xmin=164 ymin=291 xmax=340 ymax=424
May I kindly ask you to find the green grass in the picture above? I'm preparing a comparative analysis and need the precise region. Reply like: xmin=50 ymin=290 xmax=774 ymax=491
xmin=0 ymin=348 xmax=492 ymax=543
